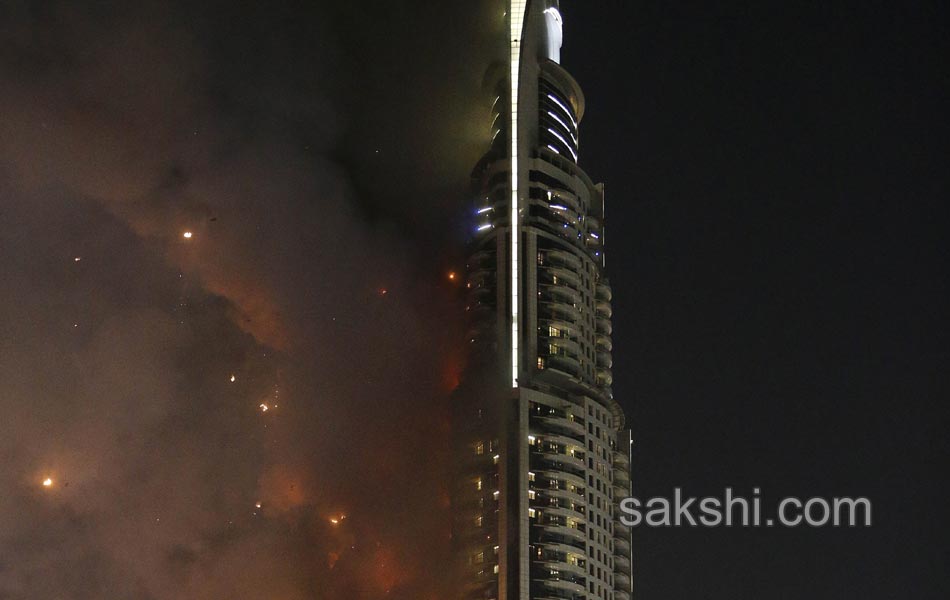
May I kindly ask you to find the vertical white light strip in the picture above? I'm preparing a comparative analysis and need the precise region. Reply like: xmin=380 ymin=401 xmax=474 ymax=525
xmin=509 ymin=1 xmax=527 ymax=388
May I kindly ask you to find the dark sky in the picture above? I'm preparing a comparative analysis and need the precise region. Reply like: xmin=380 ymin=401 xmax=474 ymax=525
xmin=0 ymin=1 xmax=946 ymax=598
xmin=560 ymin=1 xmax=948 ymax=597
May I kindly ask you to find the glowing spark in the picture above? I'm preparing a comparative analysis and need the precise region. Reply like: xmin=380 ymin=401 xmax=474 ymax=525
xmin=73 ymin=257 xmax=81 ymax=262
xmin=259 ymin=403 xmax=269 ymax=412
xmin=182 ymin=231 xmax=193 ymax=239
xmin=42 ymin=477 xmax=53 ymax=488
xmin=230 ymin=374 xmax=236 ymax=383
xmin=330 ymin=518 xmax=339 ymax=525
xmin=255 ymin=502 xmax=262 ymax=509
xmin=448 ymin=272 xmax=457 ymax=281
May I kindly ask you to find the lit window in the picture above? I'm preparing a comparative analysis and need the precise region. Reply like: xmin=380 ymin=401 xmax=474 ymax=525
xmin=476 ymin=441 xmax=485 ymax=455
xmin=476 ymin=478 xmax=482 ymax=491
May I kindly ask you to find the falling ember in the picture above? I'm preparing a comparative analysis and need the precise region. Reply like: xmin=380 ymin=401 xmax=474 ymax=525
xmin=182 ymin=231 xmax=193 ymax=239
xmin=73 ymin=257 xmax=81 ymax=262
xmin=230 ymin=374 xmax=236 ymax=382
xmin=255 ymin=502 xmax=262 ymax=509
xmin=448 ymin=271 xmax=457 ymax=281
xmin=42 ymin=477 xmax=53 ymax=488
xmin=259 ymin=403 xmax=269 ymax=412
xmin=378 ymin=287 xmax=388 ymax=296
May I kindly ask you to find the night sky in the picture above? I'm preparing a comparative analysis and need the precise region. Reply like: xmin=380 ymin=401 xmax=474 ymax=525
xmin=561 ymin=1 xmax=948 ymax=597
xmin=0 ymin=1 xmax=947 ymax=598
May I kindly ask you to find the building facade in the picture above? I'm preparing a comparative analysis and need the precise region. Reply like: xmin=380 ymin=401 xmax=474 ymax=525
xmin=453 ymin=2 xmax=633 ymax=600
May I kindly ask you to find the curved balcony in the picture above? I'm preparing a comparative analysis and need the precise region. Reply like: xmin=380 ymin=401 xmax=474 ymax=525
xmin=596 ymin=351 xmax=613 ymax=369
xmin=536 ymin=184 xmax=582 ymax=214
xmin=613 ymin=451 xmax=630 ymax=469
xmin=534 ymin=540 xmax=588 ymax=561
xmin=555 ymin=223 xmax=582 ymax=244
xmin=595 ymin=334 xmax=612 ymax=352
xmin=542 ymin=265 xmax=582 ymax=288
xmin=535 ymin=486 xmax=587 ymax=507
xmin=595 ymin=300 xmax=612 ymax=318
xmin=615 ymin=554 xmax=632 ymax=575
xmin=544 ymin=335 xmax=582 ymax=357
xmin=467 ymin=285 xmax=494 ymax=304
xmin=466 ymin=301 xmax=494 ymax=321
xmin=534 ymin=522 xmax=587 ymax=544
xmin=540 ymin=504 xmax=587 ymax=521
xmin=595 ymin=316 xmax=612 ymax=335
xmin=539 ymin=317 xmax=576 ymax=338
xmin=614 ymin=520 xmax=632 ymax=540
xmin=614 ymin=482 xmax=631 ymax=500
xmin=532 ymin=592 xmax=584 ymax=600
xmin=534 ymin=469 xmax=586 ymax=491
xmin=534 ymin=576 xmax=587 ymax=596
xmin=535 ymin=483 xmax=586 ymax=506
xmin=596 ymin=368 xmax=613 ymax=387
xmin=615 ymin=590 xmax=632 ymax=600
xmin=539 ymin=283 xmax=582 ymax=305
xmin=596 ymin=281 xmax=612 ymax=302
xmin=613 ymin=466 xmax=630 ymax=487
xmin=614 ymin=572 xmax=632 ymax=591
xmin=533 ymin=413 xmax=586 ymax=439
xmin=532 ymin=449 xmax=586 ymax=475
xmin=465 ymin=278 xmax=495 ymax=297
xmin=545 ymin=248 xmax=583 ymax=271
xmin=468 ymin=249 xmax=494 ymax=267
xmin=535 ymin=433 xmax=585 ymax=452
xmin=546 ymin=354 xmax=584 ymax=379
xmin=534 ymin=558 xmax=587 ymax=579
xmin=613 ymin=535 xmax=631 ymax=555
xmin=530 ymin=212 xmax=581 ymax=242
xmin=540 ymin=299 xmax=582 ymax=322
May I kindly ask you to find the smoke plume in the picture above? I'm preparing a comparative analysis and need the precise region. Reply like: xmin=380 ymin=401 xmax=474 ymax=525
xmin=0 ymin=0 xmax=503 ymax=597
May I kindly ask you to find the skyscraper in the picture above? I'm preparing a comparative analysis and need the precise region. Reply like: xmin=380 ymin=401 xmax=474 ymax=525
xmin=453 ymin=2 xmax=633 ymax=600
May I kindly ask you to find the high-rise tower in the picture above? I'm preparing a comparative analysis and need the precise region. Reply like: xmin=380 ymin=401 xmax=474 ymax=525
xmin=453 ymin=2 xmax=632 ymax=600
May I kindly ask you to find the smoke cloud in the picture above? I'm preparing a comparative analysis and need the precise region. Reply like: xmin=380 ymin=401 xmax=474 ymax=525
xmin=0 ymin=0 xmax=503 ymax=597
